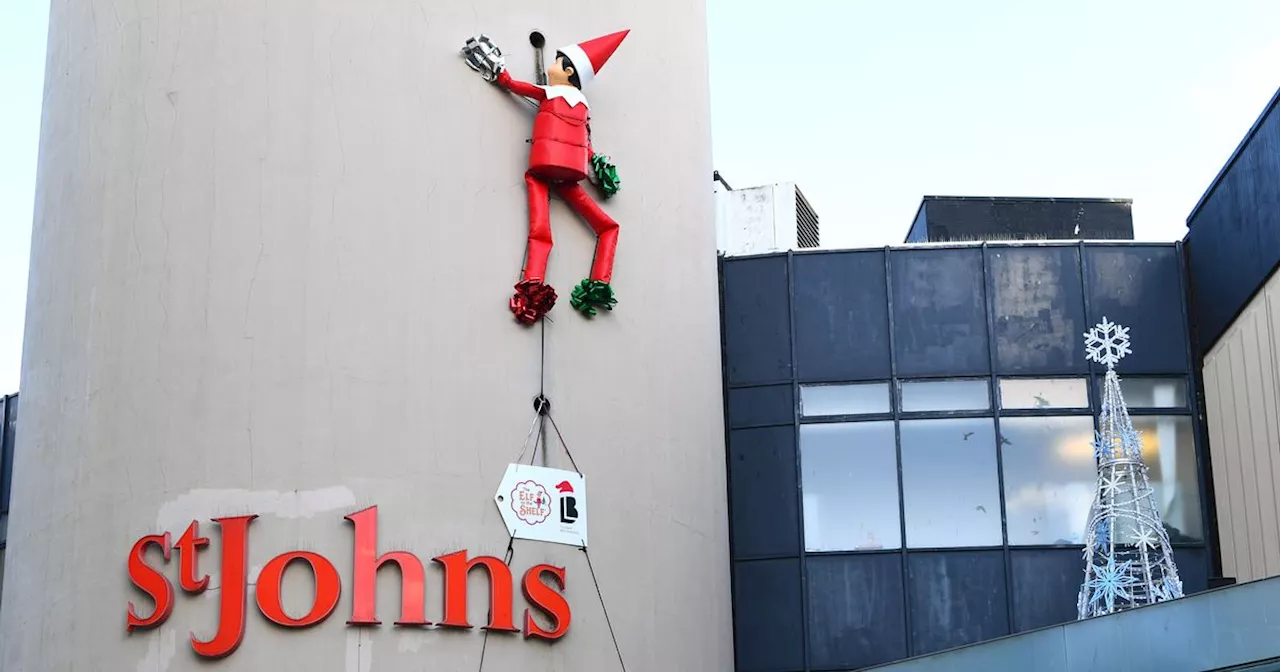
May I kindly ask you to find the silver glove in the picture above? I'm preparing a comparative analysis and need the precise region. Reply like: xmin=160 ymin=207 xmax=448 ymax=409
xmin=461 ymin=35 xmax=506 ymax=82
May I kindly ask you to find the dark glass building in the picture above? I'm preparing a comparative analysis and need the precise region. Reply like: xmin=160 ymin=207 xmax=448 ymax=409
xmin=720 ymin=242 xmax=1209 ymax=671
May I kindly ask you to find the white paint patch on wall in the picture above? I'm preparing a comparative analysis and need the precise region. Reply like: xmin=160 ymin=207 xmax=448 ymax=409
xmin=136 ymin=627 xmax=177 ymax=672
xmin=396 ymin=631 xmax=429 ymax=654
xmin=155 ymin=486 xmax=359 ymax=531
xmin=346 ymin=628 xmax=372 ymax=672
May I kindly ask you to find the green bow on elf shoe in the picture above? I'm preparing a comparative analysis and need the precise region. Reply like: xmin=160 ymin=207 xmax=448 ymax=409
xmin=570 ymin=279 xmax=617 ymax=317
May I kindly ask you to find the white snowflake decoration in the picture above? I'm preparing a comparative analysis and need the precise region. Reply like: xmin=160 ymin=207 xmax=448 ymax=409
xmin=1078 ymin=319 xmax=1184 ymax=620
xmin=1083 ymin=317 xmax=1132 ymax=369
xmin=1086 ymin=558 xmax=1137 ymax=612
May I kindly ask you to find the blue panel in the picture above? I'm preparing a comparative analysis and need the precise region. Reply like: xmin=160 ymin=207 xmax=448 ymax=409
xmin=908 ymin=550 xmax=1009 ymax=656
xmin=1174 ymin=547 xmax=1209 ymax=595
xmin=1186 ymin=88 xmax=1280 ymax=353
xmin=1010 ymin=549 xmax=1085 ymax=632
xmin=989 ymin=246 xmax=1086 ymax=374
xmin=734 ymin=558 xmax=804 ymax=672
xmin=891 ymin=248 xmax=990 ymax=377
xmin=723 ymin=257 xmax=793 ymax=385
xmin=807 ymin=553 xmax=908 ymax=670
xmin=728 ymin=385 xmax=794 ymax=428
xmin=792 ymin=251 xmax=891 ymax=382
xmin=728 ymin=427 xmax=799 ymax=559
xmin=1 ymin=395 xmax=13 ymax=515
xmin=1085 ymin=246 xmax=1190 ymax=373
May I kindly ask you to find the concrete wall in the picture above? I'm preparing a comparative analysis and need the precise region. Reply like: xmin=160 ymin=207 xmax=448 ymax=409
xmin=0 ymin=1 xmax=732 ymax=671
xmin=1202 ymin=268 xmax=1280 ymax=584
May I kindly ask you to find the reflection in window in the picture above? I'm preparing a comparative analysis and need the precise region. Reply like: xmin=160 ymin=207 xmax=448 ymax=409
xmin=999 ymin=378 xmax=1088 ymax=410
xmin=999 ymin=417 xmax=1097 ymax=545
xmin=801 ymin=422 xmax=900 ymax=551
xmin=900 ymin=380 xmax=991 ymax=413
xmin=1132 ymin=416 xmax=1202 ymax=542
xmin=1104 ymin=377 xmax=1188 ymax=408
xmin=800 ymin=383 xmax=890 ymax=417
xmin=900 ymin=418 xmax=1002 ymax=547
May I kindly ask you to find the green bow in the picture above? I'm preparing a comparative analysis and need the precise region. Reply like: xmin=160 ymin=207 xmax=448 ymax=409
xmin=570 ymin=279 xmax=617 ymax=317
xmin=590 ymin=153 xmax=621 ymax=199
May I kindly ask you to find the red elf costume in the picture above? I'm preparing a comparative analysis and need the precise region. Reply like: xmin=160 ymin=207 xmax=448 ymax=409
xmin=495 ymin=30 xmax=629 ymax=325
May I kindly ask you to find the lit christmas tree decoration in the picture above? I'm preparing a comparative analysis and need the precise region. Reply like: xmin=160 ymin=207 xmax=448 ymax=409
xmin=1078 ymin=318 xmax=1184 ymax=620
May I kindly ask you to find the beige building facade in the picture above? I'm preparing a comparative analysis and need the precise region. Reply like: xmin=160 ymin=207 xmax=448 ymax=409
xmin=1202 ymin=268 xmax=1280 ymax=584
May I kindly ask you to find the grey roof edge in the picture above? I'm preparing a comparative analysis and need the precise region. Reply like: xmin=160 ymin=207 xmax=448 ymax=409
xmin=719 ymin=240 xmax=1179 ymax=261
xmin=862 ymin=575 xmax=1280 ymax=672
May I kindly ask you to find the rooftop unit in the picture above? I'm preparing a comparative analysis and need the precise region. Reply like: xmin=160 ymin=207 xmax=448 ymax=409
xmin=905 ymin=195 xmax=1134 ymax=243
xmin=715 ymin=175 xmax=820 ymax=256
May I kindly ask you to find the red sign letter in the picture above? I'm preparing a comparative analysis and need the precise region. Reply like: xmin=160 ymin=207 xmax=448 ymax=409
xmin=190 ymin=515 xmax=256 ymax=659
xmin=522 ymin=564 xmax=571 ymax=640
xmin=126 ymin=532 xmax=174 ymax=632
xmin=345 ymin=506 xmax=429 ymax=626
xmin=433 ymin=550 xmax=518 ymax=632
xmin=175 ymin=520 xmax=210 ymax=593
xmin=256 ymin=551 xmax=342 ymax=627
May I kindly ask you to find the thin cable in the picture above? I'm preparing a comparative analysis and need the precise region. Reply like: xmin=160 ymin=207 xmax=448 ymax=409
xmin=528 ymin=414 xmax=545 ymax=466
xmin=545 ymin=413 xmax=582 ymax=475
xmin=540 ymin=320 xmax=546 ymax=395
xmin=513 ymin=408 xmax=543 ymax=465
xmin=477 ymin=535 xmax=518 ymax=672
xmin=582 ymin=546 xmax=627 ymax=672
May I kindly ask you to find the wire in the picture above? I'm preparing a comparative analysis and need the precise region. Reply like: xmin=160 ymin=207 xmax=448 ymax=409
xmin=476 ymin=535 xmax=518 ymax=672
xmin=547 ymin=411 xmax=627 ymax=671
xmin=582 ymin=546 xmax=627 ymax=672
xmin=513 ymin=408 xmax=543 ymax=465
xmin=545 ymin=412 xmax=582 ymax=475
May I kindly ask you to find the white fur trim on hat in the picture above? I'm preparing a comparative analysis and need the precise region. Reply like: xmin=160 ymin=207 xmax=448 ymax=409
xmin=557 ymin=43 xmax=594 ymax=87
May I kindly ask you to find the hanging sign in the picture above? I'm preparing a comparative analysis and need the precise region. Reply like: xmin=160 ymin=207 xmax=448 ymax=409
xmin=495 ymin=463 xmax=588 ymax=547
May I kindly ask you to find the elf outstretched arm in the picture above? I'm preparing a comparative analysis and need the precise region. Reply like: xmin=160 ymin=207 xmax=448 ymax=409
xmin=496 ymin=69 xmax=546 ymax=101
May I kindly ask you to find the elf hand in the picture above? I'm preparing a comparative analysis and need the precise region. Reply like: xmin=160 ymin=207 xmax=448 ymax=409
xmin=461 ymin=34 xmax=506 ymax=82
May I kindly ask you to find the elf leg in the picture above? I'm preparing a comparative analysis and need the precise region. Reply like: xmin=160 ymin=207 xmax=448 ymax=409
xmin=555 ymin=181 xmax=619 ymax=317
xmin=510 ymin=172 xmax=557 ymax=325
xmin=524 ymin=171 xmax=554 ymax=281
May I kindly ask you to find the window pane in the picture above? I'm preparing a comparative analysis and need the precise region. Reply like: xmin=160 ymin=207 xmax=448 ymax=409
xmin=901 ymin=418 xmax=1002 ymax=547
xmin=1104 ymin=377 xmax=1188 ymax=408
xmin=1000 ymin=417 xmax=1097 ymax=545
xmin=901 ymin=380 xmax=990 ymax=413
xmin=801 ymin=422 xmax=900 ymax=551
xmin=1132 ymin=416 xmax=1203 ymax=542
xmin=800 ymin=383 xmax=890 ymax=417
xmin=999 ymin=378 xmax=1088 ymax=410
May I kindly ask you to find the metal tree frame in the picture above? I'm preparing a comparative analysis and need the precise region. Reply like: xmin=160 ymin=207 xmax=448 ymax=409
xmin=1078 ymin=317 xmax=1185 ymax=619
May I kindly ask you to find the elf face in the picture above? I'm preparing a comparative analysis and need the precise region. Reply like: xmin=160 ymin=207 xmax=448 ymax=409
xmin=547 ymin=56 xmax=576 ymax=88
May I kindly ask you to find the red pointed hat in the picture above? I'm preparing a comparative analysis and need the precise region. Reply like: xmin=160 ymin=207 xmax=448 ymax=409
xmin=558 ymin=30 xmax=629 ymax=87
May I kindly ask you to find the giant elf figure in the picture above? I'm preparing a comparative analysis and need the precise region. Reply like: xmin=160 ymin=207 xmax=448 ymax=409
xmin=490 ymin=31 xmax=629 ymax=325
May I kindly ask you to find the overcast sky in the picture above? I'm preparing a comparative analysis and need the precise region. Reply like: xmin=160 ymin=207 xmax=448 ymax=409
xmin=2 ymin=1 xmax=1279 ymax=393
